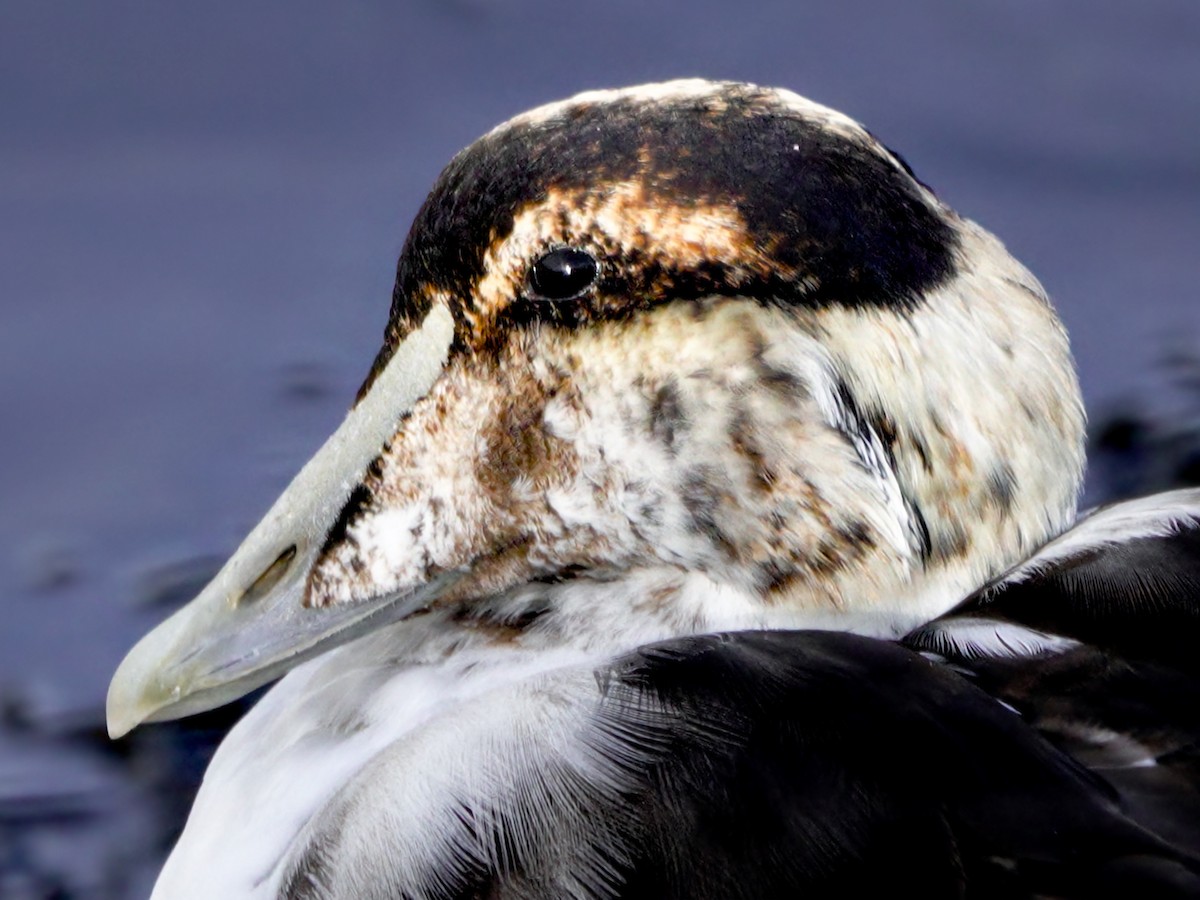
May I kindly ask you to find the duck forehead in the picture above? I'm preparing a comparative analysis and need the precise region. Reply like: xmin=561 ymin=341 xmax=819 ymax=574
xmin=372 ymin=80 xmax=958 ymax=374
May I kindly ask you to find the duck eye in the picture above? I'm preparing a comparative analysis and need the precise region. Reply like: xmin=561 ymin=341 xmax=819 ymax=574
xmin=527 ymin=248 xmax=599 ymax=301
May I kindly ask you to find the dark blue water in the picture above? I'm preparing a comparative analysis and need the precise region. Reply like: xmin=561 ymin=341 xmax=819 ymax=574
xmin=2 ymin=1 xmax=1198 ymax=895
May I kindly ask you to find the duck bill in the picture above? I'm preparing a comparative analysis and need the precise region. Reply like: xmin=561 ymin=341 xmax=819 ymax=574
xmin=106 ymin=305 xmax=457 ymax=739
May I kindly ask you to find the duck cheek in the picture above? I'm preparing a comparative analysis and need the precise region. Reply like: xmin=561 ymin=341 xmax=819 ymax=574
xmin=305 ymin=397 xmax=583 ymax=610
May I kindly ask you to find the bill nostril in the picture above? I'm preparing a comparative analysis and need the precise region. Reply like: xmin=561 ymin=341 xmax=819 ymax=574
xmin=235 ymin=545 xmax=298 ymax=608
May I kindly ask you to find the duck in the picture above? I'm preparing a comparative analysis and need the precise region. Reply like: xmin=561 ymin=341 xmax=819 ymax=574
xmin=107 ymin=80 xmax=1200 ymax=898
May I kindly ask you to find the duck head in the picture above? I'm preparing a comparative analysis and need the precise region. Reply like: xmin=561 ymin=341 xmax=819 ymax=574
xmin=108 ymin=80 xmax=1085 ymax=737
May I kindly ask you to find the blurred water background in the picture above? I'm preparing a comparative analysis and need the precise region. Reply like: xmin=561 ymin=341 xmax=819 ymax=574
xmin=2 ymin=1 xmax=1198 ymax=896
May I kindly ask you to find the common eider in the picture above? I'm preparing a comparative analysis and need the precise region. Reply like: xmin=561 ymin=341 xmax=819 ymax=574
xmin=108 ymin=80 xmax=1200 ymax=899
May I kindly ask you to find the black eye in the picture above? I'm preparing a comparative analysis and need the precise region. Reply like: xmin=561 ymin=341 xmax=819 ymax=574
xmin=527 ymin=248 xmax=599 ymax=301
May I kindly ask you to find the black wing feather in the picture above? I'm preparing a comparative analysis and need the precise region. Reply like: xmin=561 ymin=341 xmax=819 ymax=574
xmin=904 ymin=492 xmax=1200 ymax=872
xmin=428 ymin=632 xmax=1198 ymax=900
xmin=607 ymin=631 xmax=1198 ymax=899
